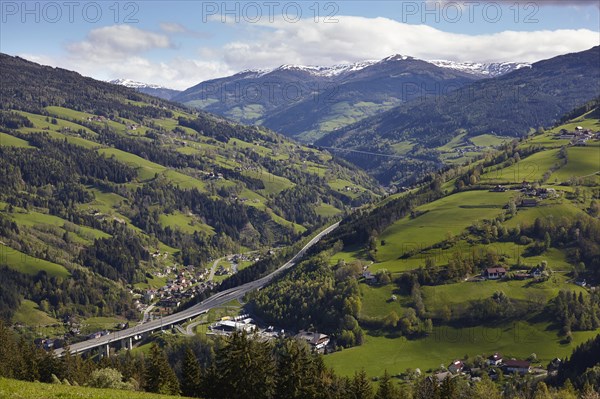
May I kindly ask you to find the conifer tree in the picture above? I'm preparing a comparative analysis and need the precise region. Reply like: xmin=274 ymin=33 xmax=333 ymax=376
xmin=275 ymin=339 xmax=318 ymax=399
xmin=413 ymin=376 xmax=439 ymax=399
xmin=215 ymin=331 xmax=276 ymax=399
xmin=145 ymin=343 xmax=180 ymax=395
xmin=181 ymin=347 xmax=202 ymax=398
xmin=352 ymin=369 xmax=374 ymax=399
xmin=375 ymin=370 xmax=399 ymax=399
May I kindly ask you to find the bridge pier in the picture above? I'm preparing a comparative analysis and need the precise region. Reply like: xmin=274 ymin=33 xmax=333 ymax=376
xmin=121 ymin=337 xmax=133 ymax=350
xmin=99 ymin=343 xmax=110 ymax=358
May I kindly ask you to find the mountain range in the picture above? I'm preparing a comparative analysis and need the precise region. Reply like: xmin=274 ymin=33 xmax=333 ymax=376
xmin=172 ymin=55 xmax=529 ymax=142
xmin=106 ymin=47 xmax=598 ymax=186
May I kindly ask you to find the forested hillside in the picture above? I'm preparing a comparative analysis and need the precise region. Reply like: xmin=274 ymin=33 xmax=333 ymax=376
xmin=0 ymin=53 xmax=380 ymax=332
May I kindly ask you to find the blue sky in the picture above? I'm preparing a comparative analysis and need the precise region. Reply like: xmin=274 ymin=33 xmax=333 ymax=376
xmin=1 ymin=1 xmax=598 ymax=89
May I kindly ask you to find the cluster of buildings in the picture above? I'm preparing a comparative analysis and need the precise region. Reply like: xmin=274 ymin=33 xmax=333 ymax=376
xmin=208 ymin=316 xmax=330 ymax=352
xmin=342 ymin=185 xmax=362 ymax=193
xmin=482 ymin=266 xmax=546 ymax=281
xmin=86 ymin=115 xmax=107 ymax=122
xmin=141 ymin=267 xmax=215 ymax=315
xmin=433 ymin=353 xmax=537 ymax=384
xmin=520 ymin=183 xmax=558 ymax=200
xmin=556 ymin=126 xmax=599 ymax=146
xmin=205 ymin=171 xmax=224 ymax=180
xmin=453 ymin=145 xmax=487 ymax=157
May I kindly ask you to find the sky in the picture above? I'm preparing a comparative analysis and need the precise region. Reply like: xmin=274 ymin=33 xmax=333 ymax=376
xmin=1 ymin=0 xmax=598 ymax=89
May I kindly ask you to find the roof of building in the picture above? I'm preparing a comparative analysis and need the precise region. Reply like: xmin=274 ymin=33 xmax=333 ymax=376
xmin=503 ymin=360 xmax=530 ymax=368
xmin=486 ymin=267 xmax=507 ymax=274
xmin=296 ymin=331 xmax=329 ymax=345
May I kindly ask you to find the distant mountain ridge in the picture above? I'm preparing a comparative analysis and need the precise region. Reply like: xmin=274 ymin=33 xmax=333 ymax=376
xmin=175 ymin=54 xmax=528 ymax=142
xmin=316 ymin=46 xmax=600 ymax=184
xmin=428 ymin=60 xmax=531 ymax=77
xmin=231 ymin=56 xmax=528 ymax=80
xmin=109 ymin=79 xmax=181 ymax=100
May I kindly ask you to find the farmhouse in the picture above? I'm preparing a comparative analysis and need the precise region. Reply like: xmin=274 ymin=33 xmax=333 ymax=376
xmin=362 ymin=270 xmax=377 ymax=284
xmin=484 ymin=267 xmax=507 ymax=280
xmin=531 ymin=268 xmax=543 ymax=278
xmin=503 ymin=359 xmax=531 ymax=374
xmin=520 ymin=198 xmax=538 ymax=207
xmin=296 ymin=331 xmax=330 ymax=351
xmin=448 ymin=360 xmax=464 ymax=374
xmin=487 ymin=352 xmax=503 ymax=366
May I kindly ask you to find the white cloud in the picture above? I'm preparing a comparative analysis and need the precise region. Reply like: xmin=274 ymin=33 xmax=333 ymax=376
xmin=215 ymin=16 xmax=599 ymax=68
xmin=160 ymin=22 xmax=187 ymax=33
xmin=66 ymin=25 xmax=173 ymax=60
xmin=21 ymin=18 xmax=599 ymax=90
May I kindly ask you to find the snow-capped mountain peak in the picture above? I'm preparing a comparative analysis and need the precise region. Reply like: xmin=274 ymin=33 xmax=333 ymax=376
xmin=109 ymin=79 xmax=172 ymax=90
xmin=428 ymin=60 xmax=531 ymax=77
xmin=238 ymin=60 xmax=379 ymax=79
xmin=380 ymin=54 xmax=414 ymax=62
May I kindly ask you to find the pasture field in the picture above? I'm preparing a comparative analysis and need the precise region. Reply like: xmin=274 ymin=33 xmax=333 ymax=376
xmin=13 ymin=299 xmax=58 ymax=326
xmin=0 ymin=132 xmax=32 ymax=148
xmin=479 ymin=149 xmax=561 ymax=184
xmin=98 ymin=148 xmax=166 ymax=181
xmin=45 ymin=106 xmax=132 ymax=134
xmin=324 ymin=323 xmax=600 ymax=378
xmin=9 ymin=208 xmax=110 ymax=241
xmin=18 ymin=110 xmax=96 ymax=136
xmin=420 ymin=274 xmax=585 ymax=312
xmin=551 ymin=146 xmax=600 ymax=182
xmin=315 ymin=203 xmax=342 ymax=218
xmin=18 ymin=128 xmax=100 ymax=149
xmin=158 ymin=212 xmax=215 ymax=236
xmin=0 ymin=244 xmax=69 ymax=278
xmin=469 ymin=134 xmax=510 ymax=147
xmin=81 ymin=316 xmax=128 ymax=335
xmin=503 ymin=200 xmax=586 ymax=228
xmin=376 ymin=190 xmax=514 ymax=262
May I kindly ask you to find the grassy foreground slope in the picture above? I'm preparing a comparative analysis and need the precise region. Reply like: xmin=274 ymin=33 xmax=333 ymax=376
xmin=0 ymin=378 xmax=186 ymax=399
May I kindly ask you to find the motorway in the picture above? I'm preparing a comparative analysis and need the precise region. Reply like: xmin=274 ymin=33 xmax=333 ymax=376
xmin=54 ymin=221 xmax=339 ymax=357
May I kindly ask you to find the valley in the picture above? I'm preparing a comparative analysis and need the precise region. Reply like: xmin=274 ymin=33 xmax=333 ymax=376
xmin=0 ymin=30 xmax=599 ymax=399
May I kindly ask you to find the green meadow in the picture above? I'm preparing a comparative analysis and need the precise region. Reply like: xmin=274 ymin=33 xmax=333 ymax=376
xmin=480 ymin=149 xmax=561 ymax=184
xmin=99 ymin=148 xmax=166 ymax=181
xmin=0 ymin=243 xmax=69 ymax=278
xmin=324 ymin=323 xmax=600 ymax=378
xmin=551 ymin=146 xmax=599 ymax=182
xmin=158 ymin=212 xmax=215 ymax=236
xmin=376 ymin=190 xmax=514 ymax=262
xmin=0 ymin=132 xmax=33 ymax=148
xmin=13 ymin=299 xmax=59 ymax=326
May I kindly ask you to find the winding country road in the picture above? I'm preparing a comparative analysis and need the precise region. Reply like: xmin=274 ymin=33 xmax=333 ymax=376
xmin=54 ymin=222 xmax=339 ymax=357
